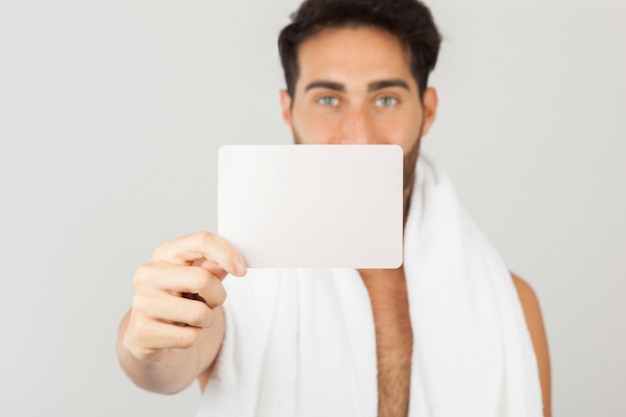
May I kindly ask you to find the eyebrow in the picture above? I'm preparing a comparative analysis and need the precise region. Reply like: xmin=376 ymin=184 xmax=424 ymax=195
xmin=367 ymin=79 xmax=410 ymax=92
xmin=304 ymin=81 xmax=345 ymax=93
xmin=304 ymin=79 xmax=411 ymax=93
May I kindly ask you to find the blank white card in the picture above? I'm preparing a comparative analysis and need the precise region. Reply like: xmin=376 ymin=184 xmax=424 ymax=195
xmin=218 ymin=145 xmax=403 ymax=268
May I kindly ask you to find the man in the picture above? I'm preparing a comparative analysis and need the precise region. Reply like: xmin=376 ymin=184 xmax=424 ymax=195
xmin=117 ymin=1 xmax=551 ymax=416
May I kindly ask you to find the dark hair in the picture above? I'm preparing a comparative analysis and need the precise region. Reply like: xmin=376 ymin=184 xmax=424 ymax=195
xmin=278 ymin=0 xmax=442 ymax=99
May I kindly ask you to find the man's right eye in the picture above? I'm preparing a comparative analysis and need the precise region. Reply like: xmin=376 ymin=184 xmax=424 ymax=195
xmin=317 ymin=96 xmax=339 ymax=106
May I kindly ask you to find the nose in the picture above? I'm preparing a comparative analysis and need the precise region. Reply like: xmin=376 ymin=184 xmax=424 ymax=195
xmin=338 ymin=105 xmax=376 ymax=144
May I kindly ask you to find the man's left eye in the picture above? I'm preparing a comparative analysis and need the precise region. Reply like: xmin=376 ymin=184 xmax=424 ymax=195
xmin=375 ymin=97 xmax=398 ymax=107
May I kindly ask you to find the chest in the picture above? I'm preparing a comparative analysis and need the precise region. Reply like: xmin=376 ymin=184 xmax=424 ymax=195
xmin=361 ymin=268 xmax=413 ymax=340
xmin=360 ymin=269 xmax=413 ymax=417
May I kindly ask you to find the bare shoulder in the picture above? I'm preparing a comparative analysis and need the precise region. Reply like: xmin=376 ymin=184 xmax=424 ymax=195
xmin=510 ymin=272 xmax=552 ymax=417
xmin=511 ymin=273 xmax=542 ymax=318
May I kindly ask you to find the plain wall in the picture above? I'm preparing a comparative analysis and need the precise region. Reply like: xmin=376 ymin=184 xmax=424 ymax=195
xmin=0 ymin=0 xmax=624 ymax=416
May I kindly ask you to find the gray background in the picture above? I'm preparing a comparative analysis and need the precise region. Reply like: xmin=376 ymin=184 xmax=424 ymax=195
xmin=1 ymin=0 xmax=624 ymax=416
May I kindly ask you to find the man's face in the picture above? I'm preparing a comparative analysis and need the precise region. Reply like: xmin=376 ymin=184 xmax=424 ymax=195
xmin=280 ymin=25 xmax=438 ymax=193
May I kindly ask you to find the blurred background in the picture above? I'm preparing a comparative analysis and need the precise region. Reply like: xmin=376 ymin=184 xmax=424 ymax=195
xmin=0 ymin=0 xmax=624 ymax=415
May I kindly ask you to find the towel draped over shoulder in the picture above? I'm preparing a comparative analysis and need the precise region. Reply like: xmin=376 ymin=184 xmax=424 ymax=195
xmin=195 ymin=153 xmax=543 ymax=417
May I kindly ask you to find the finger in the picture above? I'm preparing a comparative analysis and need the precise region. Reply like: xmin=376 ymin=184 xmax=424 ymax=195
xmin=128 ymin=316 xmax=203 ymax=352
xmin=133 ymin=293 xmax=217 ymax=328
xmin=151 ymin=231 xmax=247 ymax=277
xmin=134 ymin=265 xmax=227 ymax=307
xmin=192 ymin=258 xmax=228 ymax=281
xmin=199 ymin=259 xmax=229 ymax=280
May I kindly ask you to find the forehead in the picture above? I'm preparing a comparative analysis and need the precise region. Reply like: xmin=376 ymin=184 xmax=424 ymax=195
xmin=296 ymin=26 xmax=415 ymax=90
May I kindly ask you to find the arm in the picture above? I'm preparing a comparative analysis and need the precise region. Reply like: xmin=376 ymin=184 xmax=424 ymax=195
xmin=116 ymin=232 xmax=246 ymax=394
xmin=511 ymin=272 xmax=552 ymax=417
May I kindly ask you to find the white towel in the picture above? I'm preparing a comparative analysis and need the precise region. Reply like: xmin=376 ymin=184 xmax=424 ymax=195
xmin=195 ymin=153 xmax=543 ymax=417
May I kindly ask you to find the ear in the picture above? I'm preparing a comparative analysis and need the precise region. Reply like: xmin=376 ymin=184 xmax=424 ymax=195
xmin=279 ymin=89 xmax=293 ymax=129
xmin=420 ymin=87 xmax=438 ymax=137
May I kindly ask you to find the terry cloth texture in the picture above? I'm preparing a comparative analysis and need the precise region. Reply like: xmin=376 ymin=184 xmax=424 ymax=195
xmin=195 ymin=153 xmax=543 ymax=417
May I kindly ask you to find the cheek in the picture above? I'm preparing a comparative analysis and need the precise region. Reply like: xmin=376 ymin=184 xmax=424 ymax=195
xmin=292 ymin=108 xmax=341 ymax=144
xmin=374 ymin=115 xmax=422 ymax=150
